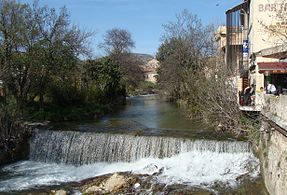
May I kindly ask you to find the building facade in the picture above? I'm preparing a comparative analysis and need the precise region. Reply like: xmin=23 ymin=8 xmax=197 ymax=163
xmin=225 ymin=2 xmax=287 ymax=194
xmin=140 ymin=59 xmax=159 ymax=84
xmin=226 ymin=0 xmax=287 ymax=110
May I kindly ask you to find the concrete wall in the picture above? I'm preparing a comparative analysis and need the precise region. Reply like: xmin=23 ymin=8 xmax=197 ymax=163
xmin=259 ymin=121 xmax=287 ymax=195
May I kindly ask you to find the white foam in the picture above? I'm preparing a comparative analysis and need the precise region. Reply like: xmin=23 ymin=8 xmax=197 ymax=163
xmin=0 ymin=151 xmax=260 ymax=192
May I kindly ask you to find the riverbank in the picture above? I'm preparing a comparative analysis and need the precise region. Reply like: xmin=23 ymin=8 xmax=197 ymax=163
xmin=0 ymin=95 xmax=269 ymax=194
xmin=0 ymin=95 xmax=125 ymax=167
xmin=25 ymin=95 xmax=126 ymax=122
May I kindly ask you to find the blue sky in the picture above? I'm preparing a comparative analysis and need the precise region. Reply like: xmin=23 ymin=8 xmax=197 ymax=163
xmin=20 ymin=0 xmax=242 ymax=57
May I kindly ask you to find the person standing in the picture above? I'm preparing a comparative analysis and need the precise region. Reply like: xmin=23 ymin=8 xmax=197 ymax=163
xmin=243 ymin=84 xmax=255 ymax=106
xmin=266 ymin=81 xmax=277 ymax=95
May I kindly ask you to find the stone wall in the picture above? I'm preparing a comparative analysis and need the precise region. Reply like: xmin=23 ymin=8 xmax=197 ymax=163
xmin=258 ymin=121 xmax=287 ymax=195
xmin=258 ymin=94 xmax=287 ymax=130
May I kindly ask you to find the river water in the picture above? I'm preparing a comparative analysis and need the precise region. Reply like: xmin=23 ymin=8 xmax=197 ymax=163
xmin=0 ymin=95 xmax=267 ymax=194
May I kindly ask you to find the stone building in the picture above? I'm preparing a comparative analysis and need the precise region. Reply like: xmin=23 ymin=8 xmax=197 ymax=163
xmin=140 ymin=59 xmax=159 ymax=84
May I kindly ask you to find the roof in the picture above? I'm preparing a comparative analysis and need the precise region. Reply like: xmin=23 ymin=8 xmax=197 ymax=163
xmin=226 ymin=2 xmax=247 ymax=14
xmin=256 ymin=45 xmax=287 ymax=59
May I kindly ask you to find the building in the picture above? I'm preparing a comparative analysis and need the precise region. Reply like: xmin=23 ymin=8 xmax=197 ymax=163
xmin=225 ymin=0 xmax=287 ymax=112
xmin=215 ymin=26 xmax=227 ymax=66
xmin=225 ymin=3 xmax=287 ymax=194
xmin=249 ymin=0 xmax=287 ymax=94
xmin=140 ymin=59 xmax=159 ymax=84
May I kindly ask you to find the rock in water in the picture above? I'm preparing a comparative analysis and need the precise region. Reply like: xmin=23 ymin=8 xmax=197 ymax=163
xmin=52 ymin=189 xmax=67 ymax=195
xmin=134 ymin=182 xmax=141 ymax=189
xmin=102 ymin=173 xmax=126 ymax=192
xmin=84 ymin=186 xmax=105 ymax=194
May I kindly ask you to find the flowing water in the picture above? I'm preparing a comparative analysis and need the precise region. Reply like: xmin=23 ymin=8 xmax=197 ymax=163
xmin=0 ymin=95 xmax=265 ymax=193
xmin=29 ymin=130 xmax=251 ymax=165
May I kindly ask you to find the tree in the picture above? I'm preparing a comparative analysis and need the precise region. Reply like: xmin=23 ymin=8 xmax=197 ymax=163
xmin=82 ymin=57 xmax=123 ymax=103
xmin=157 ymin=10 xmax=260 ymax=135
xmin=156 ymin=37 xmax=190 ymax=100
xmin=114 ymin=53 xmax=144 ymax=92
xmin=99 ymin=28 xmax=135 ymax=55
xmin=0 ymin=0 xmax=92 ymax=111
xmin=29 ymin=2 xmax=92 ymax=110
xmin=0 ymin=0 xmax=34 ymax=110
xmin=157 ymin=10 xmax=216 ymax=100
xmin=100 ymin=28 xmax=143 ymax=93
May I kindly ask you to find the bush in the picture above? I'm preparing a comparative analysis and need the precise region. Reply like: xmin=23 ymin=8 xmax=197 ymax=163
xmin=0 ymin=98 xmax=20 ymax=137
xmin=48 ymin=82 xmax=86 ymax=106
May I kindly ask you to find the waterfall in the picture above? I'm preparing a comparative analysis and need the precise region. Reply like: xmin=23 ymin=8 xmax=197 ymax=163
xmin=30 ymin=130 xmax=252 ymax=165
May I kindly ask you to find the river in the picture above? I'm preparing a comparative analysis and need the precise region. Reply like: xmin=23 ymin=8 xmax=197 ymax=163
xmin=0 ymin=95 xmax=267 ymax=194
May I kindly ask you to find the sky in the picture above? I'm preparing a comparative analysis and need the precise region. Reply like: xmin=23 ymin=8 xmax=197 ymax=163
xmin=19 ymin=0 xmax=242 ymax=57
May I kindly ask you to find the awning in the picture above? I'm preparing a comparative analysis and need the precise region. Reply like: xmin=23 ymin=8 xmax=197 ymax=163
xmin=258 ymin=62 xmax=287 ymax=74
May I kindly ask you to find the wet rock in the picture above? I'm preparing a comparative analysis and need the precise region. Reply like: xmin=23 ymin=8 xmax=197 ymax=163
xmin=80 ymin=172 xmax=141 ymax=194
xmin=84 ymin=186 xmax=105 ymax=194
xmin=152 ymin=167 xmax=164 ymax=176
xmin=15 ymin=171 xmax=268 ymax=195
xmin=163 ymin=184 xmax=212 ymax=195
xmin=25 ymin=121 xmax=50 ymax=127
xmin=236 ymin=173 xmax=249 ymax=181
xmin=51 ymin=189 xmax=67 ymax=195
xmin=134 ymin=182 xmax=140 ymax=189
xmin=101 ymin=173 xmax=126 ymax=192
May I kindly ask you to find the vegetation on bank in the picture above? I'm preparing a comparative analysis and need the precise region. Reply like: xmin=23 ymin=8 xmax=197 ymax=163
xmin=156 ymin=10 xmax=260 ymax=139
xmin=0 ymin=1 xmax=147 ymax=142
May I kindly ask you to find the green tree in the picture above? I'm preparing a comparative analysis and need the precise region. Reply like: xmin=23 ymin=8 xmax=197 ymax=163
xmin=0 ymin=0 xmax=34 ymax=110
xmin=82 ymin=57 xmax=124 ymax=103
xmin=0 ymin=0 xmax=92 ymax=111
xmin=31 ymin=3 xmax=92 ymax=110
xmin=100 ymin=28 xmax=144 ymax=94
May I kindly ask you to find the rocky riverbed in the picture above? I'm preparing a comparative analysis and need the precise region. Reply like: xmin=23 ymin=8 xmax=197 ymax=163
xmin=10 ymin=170 xmax=268 ymax=195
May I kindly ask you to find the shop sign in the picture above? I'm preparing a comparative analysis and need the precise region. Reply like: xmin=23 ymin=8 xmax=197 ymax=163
xmin=243 ymin=40 xmax=249 ymax=57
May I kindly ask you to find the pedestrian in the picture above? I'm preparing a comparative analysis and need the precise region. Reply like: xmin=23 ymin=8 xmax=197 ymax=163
xmin=266 ymin=81 xmax=276 ymax=95
xmin=243 ymin=84 xmax=255 ymax=106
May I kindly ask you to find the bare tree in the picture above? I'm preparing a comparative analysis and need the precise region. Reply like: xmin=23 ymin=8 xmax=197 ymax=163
xmin=99 ymin=28 xmax=135 ymax=55
xmin=157 ymin=10 xmax=216 ymax=100
xmin=157 ymin=10 xmax=261 ymax=136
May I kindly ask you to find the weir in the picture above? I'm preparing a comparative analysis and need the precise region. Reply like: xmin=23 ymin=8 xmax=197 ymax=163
xmin=30 ymin=129 xmax=252 ymax=165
